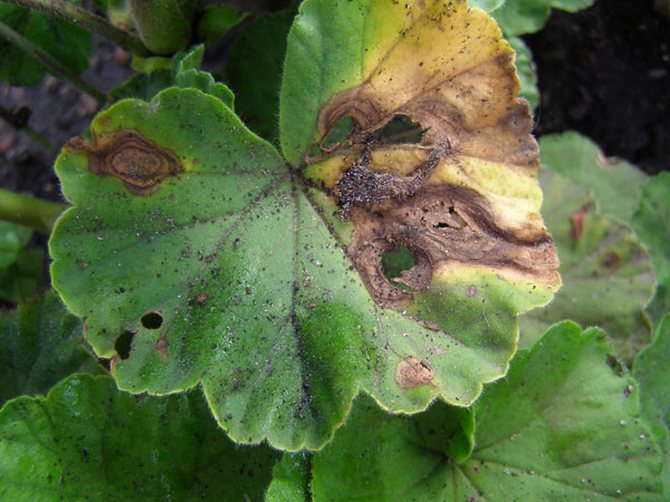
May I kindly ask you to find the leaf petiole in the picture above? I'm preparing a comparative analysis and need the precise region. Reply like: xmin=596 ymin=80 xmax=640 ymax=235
xmin=0 ymin=188 xmax=66 ymax=233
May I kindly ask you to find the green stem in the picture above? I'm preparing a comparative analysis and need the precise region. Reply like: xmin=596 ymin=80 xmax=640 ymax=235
xmin=0 ymin=104 xmax=58 ymax=155
xmin=4 ymin=0 xmax=150 ymax=55
xmin=0 ymin=19 xmax=105 ymax=102
xmin=0 ymin=188 xmax=66 ymax=233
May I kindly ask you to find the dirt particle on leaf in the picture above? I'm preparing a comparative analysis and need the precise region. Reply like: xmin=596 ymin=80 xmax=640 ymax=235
xmin=155 ymin=335 xmax=169 ymax=361
xmin=395 ymin=356 xmax=435 ymax=388
xmin=196 ymin=293 xmax=209 ymax=305
xmin=65 ymin=130 xmax=183 ymax=195
xmin=467 ymin=285 xmax=477 ymax=297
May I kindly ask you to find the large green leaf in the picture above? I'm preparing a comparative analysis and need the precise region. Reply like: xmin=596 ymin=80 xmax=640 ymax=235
xmin=540 ymin=132 xmax=647 ymax=224
xmin=0 ymin=2 xmax=92 ymax=86
xmin=521 ymin=171 xmax=655 ymax=359
xmin=633 ymin=172 xmax=670 ymax=326
xmin=0 ymin=374 xmax=279 ymax=500
xmin=0 ymin=221 xmax=44 ymax=304
xmin=310 ymin=322 xmax=665 ymax=500
xmin=0 ymin=291 xmax=100 ymax=407
xmin=221 ymin=10 xmax=294 ymax=143
xmin=51 ymin=0 xmax=559 ymax=450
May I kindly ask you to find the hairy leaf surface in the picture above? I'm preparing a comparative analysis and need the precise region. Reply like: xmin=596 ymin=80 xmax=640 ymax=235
xmin=0 ymin=291 xmax=100 ymax=407
xmin=310 ymin=323 xmax=664 ymax=500
xmin=0 ymin=374 xmax=279 ymax=500
xmin=51 ymin=0 xmax=559 ymax=450
xmin=521 ymin=171 xmax=655 ymax=358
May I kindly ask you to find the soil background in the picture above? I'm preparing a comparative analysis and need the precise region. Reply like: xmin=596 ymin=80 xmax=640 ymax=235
xmin=0 ymin=0 xmax=669 ymax=197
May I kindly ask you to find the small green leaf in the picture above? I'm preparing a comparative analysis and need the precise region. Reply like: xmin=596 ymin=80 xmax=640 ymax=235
xmin=128 ymin=0 xmax=195 ymax=55
xmin=0 ymin=291 xmax=100 ymax=407
xmin=266 ymin=453 xmax=312 ymax=502
xmin=509 ymin=36 xmax=539 ymax=110
xmin=0 ymin=221 xmax=44 ymax=304
xmin=311 ymin=322 xmax=665 ymax=500
xmin=0 ymin=2 xmax=92 ymax=87
xmin=111 ymin=45 xmax=234 ymax=107
xmin=493 ymin=0 xmax=595 ymax=36
xmin=540 ymin=132 xmax=647 ymax=224
xmin=470 ymin=0 xmax=506 ymax=11
xmin=93 ymin=0 xmax=133 ymax=31
xmin=197 ymin=4 xmax=248 ymax=46
xmin=0 ymin=374 xmax=280 ymax=500
xmin=222 ymin=10 xmax=293 ymax=143
xmin=521 ymin=171 xmax=655 ymax=359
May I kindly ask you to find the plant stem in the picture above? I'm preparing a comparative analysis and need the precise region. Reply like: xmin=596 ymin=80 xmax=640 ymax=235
xmin=4 ymin=0 xmax=150 ymax=56
xmin=0 ymin=104 xmax=58 ymax=155
xmin=0 ymin=19 xmax=105 ymax=102
xmin=0 ymin=188 xmax=66 ymax=233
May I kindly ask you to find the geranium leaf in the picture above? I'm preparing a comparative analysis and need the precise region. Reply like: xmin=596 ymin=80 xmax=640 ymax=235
xmin=310 ymin=322 xmax=665 ymax=500
xmin=266 ymin=453 xmax=312 ymax=502
xmin=509 ymin=36 xmax=539 ymax=110
xmin=0 ymin=291 xmax=100 ymax=407
xmin=633 ymin=172 xmax=670 ymax=327
xmin=521 ymin=171 xmax=655 ymax=359
xmin=0 ymin=374 xmax=280 ymax=500
xmin=539 ymin=132 xmax=647 ymax=224
xmin=51 ymin=0 xmax=559 ymax=451
xmin=0 ymin=221 xmax=44 ymax=304
xmin=222 ymin=10 xmax=294 ymax=143
xmin=0 ymin=2 xmax=92 ymax=87
xmin=492 ymin=0 xmax=595 ymax=36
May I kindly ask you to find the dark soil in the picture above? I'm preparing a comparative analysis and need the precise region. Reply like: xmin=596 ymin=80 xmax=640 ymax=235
xmin=525 ymin=0 xmax=670 ymax=174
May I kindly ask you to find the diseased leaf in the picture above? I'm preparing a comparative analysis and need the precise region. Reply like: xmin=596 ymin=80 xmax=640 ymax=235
xmin=0 ymin=374 xmax=280 ymax=500
xmin=51 ymin=0 xmax=559 ymax=450
xmin=0 ymin=291 xmax=100 ymax=407
xmin=540 ymin=132 xmax=647 ymax=224
xmin=111 ymin=45 xmax=234 ymax=107
xmin=0 ymin=221 xmax=44 ymax=304
xmin=266 ymin=453 xmax=312 ymax=502
xmin=521 ymin=171 xmax=655 ymax=358
xmin=0 ymin=2 xmax=92 ymax=87
xmin=222 ymin=10 xmax=293 ymax=143
xmin=311 ymin=322 xmax=665 ymax=500
xmin=633 ymin=172 xmax=670 ymax=326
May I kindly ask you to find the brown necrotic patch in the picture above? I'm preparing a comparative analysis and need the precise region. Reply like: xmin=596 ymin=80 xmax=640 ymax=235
xmin=66 ymin=130 xmax=183 ymax=194
xmin=347 ymin=181 xmax=558 ymax=308
xmin=395 ymin=357 xmax=435 ymax=389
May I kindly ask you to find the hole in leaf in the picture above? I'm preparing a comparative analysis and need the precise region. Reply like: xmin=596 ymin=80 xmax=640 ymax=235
xmin=114 ymin=331 xmax=135 ymax=360
xmin=322 ymin=115 xmax=356 ymax=150
xmin=382 ymin=246 xmax=417 ymax=291
xmin=373 ymin=115 xmax=424 ymax=144
xmin=141 ymin=311 xmax=163 ymax=329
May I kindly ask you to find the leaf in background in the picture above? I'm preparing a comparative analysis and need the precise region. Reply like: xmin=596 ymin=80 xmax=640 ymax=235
xmin=492 ymin=0 xmax=595 ymax=36
xmin=128 ymin=0 xmax=196 ymax=55
xmin=521 ymin=171 xmax=655 ymax=359
xmin=266 ymin=453 xmax=312 ymax=502
xmin=311 ymin=322 xmax=664 ymax=500
xmin=0 ymin=221 xmax=44 ymax=304
xmin=197 ymin=4 xmax=248 ymax=47
xmin=509 ymin=36 xmax=539 ymax=110
xmin=540 ymin=132 xmax=647 ymax=224
xmin=0 ymin=374 xmax=280 ymax=500
xmin=221 ymin=10 xmax=293 ymax=143
xmin=93 ymin=0 xmax=133 ymax=31
xmin=633 ymin=172 xmax=670 ymax=326
xmin=470 ymin=0 xmax=505 ymax=11
xmin=51 ymin=0 xmax=559 ymax=451
xmin=0 ymin=291 xmax=100 ymax=407
xmin=0 ymin=2 xmax=92 ymax=86
xmin=111 ymin=45 xmax=234 ymax=107
xmin=634 ymin=315 xmax=670 ymax=494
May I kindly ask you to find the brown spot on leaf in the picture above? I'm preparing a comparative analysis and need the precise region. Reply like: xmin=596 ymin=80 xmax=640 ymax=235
xmin=348 ymin=179 xmax=558 ymax=308
xmin=396 ymin=357 xmax=435 ymax=388
xmin=156 ymin=335 xmax=169 ymax=361
xmin=570 ymin=203 xmax=592 ymax=243
xmin=599 ymin=251 xmax=621 ymax=274
xmin=65 ymin=130 xmax=182 ymax=194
